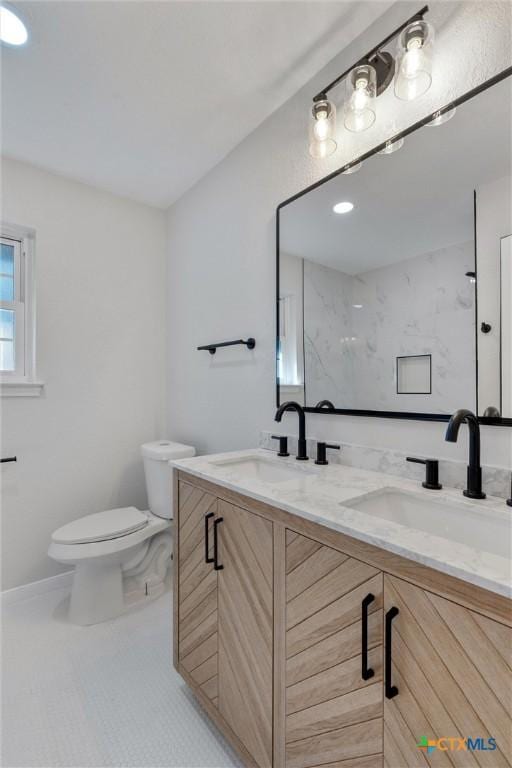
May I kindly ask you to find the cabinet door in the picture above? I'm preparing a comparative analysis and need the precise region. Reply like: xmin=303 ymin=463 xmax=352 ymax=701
xmin=178 ymin=481 xmax=219 ymax=706
xmin=384 ymin=575 xmax=512 ymax=768
xmin=285 ymin=531 xmax=384 ymax=768
xmin=217 ymin=500 xmax=274 ymax=768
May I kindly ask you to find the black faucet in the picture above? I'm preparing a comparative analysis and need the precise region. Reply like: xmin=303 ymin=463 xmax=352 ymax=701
xmin=445 ymin=409 xmax=486 ymax=499
xmin=275 ymin=401 xmax=308 ymax=460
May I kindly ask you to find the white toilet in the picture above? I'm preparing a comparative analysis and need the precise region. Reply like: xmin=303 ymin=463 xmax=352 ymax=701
xmin=48 ymin=440 xmax=195 ymax=625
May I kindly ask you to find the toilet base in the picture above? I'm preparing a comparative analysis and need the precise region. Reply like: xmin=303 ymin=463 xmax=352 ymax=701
xmin=65 ymin=530 xmax=173 ymax=625
xmin=70 ymin=561 xmax=124 ymax=626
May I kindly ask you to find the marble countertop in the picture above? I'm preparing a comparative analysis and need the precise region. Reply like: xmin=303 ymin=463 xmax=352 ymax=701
xmin=171 ymin=448 xmax=512 ymax=598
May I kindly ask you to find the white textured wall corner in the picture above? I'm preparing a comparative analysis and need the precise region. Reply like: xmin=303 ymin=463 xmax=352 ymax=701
xmin=1 ymin=158 xmax=167 ymax=590
xmin=166 ymin=0 xmax=512 ymax=467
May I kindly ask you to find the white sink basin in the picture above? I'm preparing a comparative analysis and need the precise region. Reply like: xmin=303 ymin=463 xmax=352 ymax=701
xmin=209 ymin=455 xmax=316 ymax=484
xmin=343 ymin=487 xmax=511 ymax=560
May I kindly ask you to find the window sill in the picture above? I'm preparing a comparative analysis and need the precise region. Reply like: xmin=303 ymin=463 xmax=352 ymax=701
xmin=1 ymin=380 xmax=44 ymax=397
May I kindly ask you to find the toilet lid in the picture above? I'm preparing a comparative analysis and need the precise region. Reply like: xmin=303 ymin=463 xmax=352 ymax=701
xmin=52 ymin=507 xmax=148 ymax=544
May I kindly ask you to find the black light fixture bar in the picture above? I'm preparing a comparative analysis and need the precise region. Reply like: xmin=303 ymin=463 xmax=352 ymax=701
xmin=313 ymin=5 xmax=429 ymax=102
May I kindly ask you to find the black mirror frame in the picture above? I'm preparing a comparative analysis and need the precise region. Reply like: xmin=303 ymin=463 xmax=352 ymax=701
xmin=276 ymin=66 xmax=512 ymax=427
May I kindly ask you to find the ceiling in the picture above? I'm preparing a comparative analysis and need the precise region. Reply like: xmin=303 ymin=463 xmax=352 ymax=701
xmin=280 ymin=75 xmax=512 ymax=274
xmin=1 ymin=1 xmax=391 ymax=208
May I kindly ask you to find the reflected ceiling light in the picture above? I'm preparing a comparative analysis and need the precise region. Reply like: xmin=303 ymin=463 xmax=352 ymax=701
xmin=352 ymin=304 xmax=363 ymax=309
xmin=428 ymin=105 xmax=456 ymax=126
xmin=344 ymin=64 xmax=377 ymax=133
xmin=378 ymin=137 xmax=405 ymax=155
xmin=0 ymin=5 xmax=28 ymax=45
xmin=309 ymin=96 xmax=337 ymax=158
xmin=333 ymin=201 xmax=354 ymax=214
xmin=394 ymin=20 xmax=434 ymax=101
xmin=342 ymin=161 xmax=362 ymax=175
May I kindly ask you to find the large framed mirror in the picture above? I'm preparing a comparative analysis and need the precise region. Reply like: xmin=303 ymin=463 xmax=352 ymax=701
xmin=276 ymin=69 xmax=512 ymax=425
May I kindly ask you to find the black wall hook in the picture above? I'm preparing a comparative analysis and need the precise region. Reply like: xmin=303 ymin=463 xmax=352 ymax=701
xmin=197 ymin=338 xmax=256 ymax=355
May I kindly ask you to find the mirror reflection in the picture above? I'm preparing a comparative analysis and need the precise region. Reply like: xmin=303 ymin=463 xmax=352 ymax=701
xmin=278 ymin=75 xmax=512 ymax=419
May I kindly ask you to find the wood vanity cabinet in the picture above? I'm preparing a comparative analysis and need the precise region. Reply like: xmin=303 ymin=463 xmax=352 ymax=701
xmin=176 ymin=479 xmax=273 ymax=768
xmin=284 ymin=531 xmax=384 ymax=768
xmin=174 ymin=472 xmax=512 ymax=768
xmin=177 ymin=482 xmax=219 ymax=702
xmin=383 ymin=575 xmax=512 ymax=768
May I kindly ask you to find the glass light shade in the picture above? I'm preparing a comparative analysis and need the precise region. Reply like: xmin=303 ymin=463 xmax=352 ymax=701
xmin=394 ymin=20 xmax=434 ymax=101
xmin=342 ymin=161 xmax=362 ymax=175
xmin=309 ymin=99 xmax=337 ymax=158
xmin=378 ymin=137 xmax=405 ymax=155
xmin=344 ymin=64 xmax=376 ymax=133
xmin=428 ymin=105 xmax=456 ymax=126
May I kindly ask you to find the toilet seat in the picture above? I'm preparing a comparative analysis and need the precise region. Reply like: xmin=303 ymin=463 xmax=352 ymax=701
xmin=52 ymin=507 xmax=148 ymax=545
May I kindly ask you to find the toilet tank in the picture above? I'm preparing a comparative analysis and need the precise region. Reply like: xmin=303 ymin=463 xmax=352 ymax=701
xmin=141 ymin=441 xmax=195 ymax=519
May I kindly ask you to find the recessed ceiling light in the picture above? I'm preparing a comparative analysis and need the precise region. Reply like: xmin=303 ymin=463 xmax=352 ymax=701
xmin=0 ymin=5 xmax=28 ymax=45
xmin=333 ymin=201 xmax=354 ymax=214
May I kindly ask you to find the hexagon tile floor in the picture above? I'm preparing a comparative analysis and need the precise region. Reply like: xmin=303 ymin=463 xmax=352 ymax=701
xmin=1 ymin=584 xmax=241 ymax=767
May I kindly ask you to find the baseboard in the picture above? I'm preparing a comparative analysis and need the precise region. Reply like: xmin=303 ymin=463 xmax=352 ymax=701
xmin=1 ymin=570 xmax=73 ymax=606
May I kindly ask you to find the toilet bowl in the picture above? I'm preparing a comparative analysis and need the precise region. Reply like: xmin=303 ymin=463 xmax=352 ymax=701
xmin=48 ymin=440 xmax=195 ymax=625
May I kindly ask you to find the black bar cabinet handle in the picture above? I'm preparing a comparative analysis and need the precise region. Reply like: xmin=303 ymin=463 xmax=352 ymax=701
xmin=1 ymin=456 xmax=17 ymax=463
xmin=361 ymin=593 xmax=375 ymax=680
xmin=204 ymin=512 xmax=215 ymax=564
xmin=385 ymin=606 xmax=399 ymax=699
xmin=213 ymin=517 xmax=224 ymax=571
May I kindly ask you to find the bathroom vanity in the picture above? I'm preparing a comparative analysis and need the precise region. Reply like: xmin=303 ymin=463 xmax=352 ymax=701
xmin=172 ymin=451 xmax=512 ymax=768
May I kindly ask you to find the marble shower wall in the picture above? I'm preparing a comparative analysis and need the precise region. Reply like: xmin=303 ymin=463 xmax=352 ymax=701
xmin=303 ymin=259 xmax=356 ymax=407
xmin=304 ymin=240 xmax=476 ymax=414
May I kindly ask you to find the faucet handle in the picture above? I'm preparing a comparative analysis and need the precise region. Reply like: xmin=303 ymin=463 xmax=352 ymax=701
xmin=271 ymin=435 xmax=289 ymax=457
xmin=406 ymin=457 xmax=442 ymax=490
xmin=315 ymin=442 xmax=340 ymax=466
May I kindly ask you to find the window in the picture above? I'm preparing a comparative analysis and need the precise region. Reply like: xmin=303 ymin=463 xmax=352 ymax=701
xmin=1 ymin=237 xmax=24 ymax=376
xmin=0 ymin=225 xmax=41 ymax=396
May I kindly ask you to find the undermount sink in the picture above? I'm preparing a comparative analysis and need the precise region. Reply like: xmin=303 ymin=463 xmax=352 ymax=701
xmin=209 ymin=455 xmax=316 ymax=484
xmin=343 ymin=487 xmax=511 ymax=560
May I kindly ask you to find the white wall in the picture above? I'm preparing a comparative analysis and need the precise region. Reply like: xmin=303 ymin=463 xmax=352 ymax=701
xmin=1 ymin=158 xmax=167 ymax=590
xmin=166 ymin=1 xmax=512 ymax=469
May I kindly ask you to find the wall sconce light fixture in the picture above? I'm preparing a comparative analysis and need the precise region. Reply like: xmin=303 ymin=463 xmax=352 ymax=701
xmin=308 ymin=5 xmax=432 ymax=157
xmin=394 ymin=19 xmax=435 ymax=101
xmin=309 ymin=97 xmax=337 ymax=158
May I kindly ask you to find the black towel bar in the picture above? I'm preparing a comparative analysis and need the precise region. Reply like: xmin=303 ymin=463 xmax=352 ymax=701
xmin=197 ymin=338 xmax=256 ymax=355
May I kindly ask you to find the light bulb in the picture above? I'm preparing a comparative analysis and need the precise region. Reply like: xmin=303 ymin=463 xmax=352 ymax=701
xmin=313 ymin=116 xmax=329 ymax=141
xmin=0 ymin=5 xmax=28 ymax=45
xmin=395 ymin=20 xmax=434 ymax=101
xmin=344 ymin=64 xmax=376 ymax=133
xmin=309 ymin=98 xmax=337 ymax=158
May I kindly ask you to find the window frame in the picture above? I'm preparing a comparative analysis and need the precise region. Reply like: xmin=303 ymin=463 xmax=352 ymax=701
xmin=0 ymin=223 xmax=42 ymax=397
